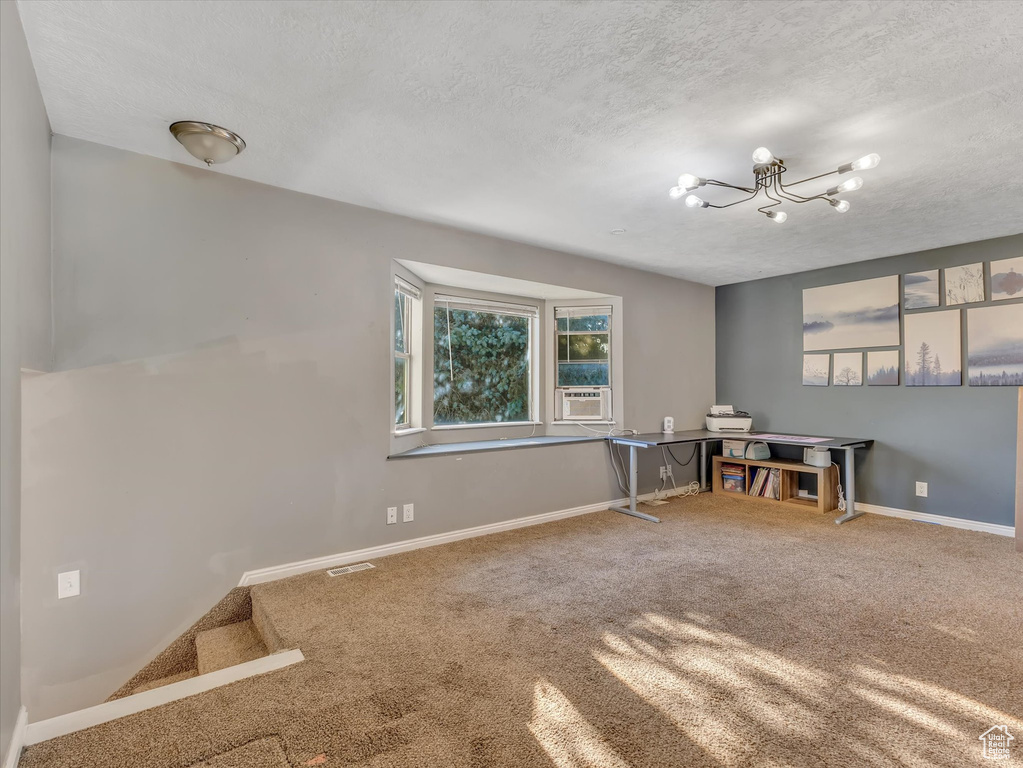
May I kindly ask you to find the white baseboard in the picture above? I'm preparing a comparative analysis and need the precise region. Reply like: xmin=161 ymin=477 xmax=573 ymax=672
xmin=24 ymin=650 xmax=304 ymax=746
xmin=238 ymin=492 xmax=1014 ymax=590
xmin=239 ymin=498 xmax=628 ymax=586
xmin=857 ymin=502 xmax=1015 ymax=537
xmin=2 ymin=706 xmax=27 ymax=768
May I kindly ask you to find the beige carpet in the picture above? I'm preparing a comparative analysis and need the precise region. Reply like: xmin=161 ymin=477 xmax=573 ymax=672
xmin=20 ymin=494 xmax=1023 ymax=767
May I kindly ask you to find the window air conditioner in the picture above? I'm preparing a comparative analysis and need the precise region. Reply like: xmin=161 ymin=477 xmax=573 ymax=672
xmin=556 ymin=387 xmax=611 ymax=422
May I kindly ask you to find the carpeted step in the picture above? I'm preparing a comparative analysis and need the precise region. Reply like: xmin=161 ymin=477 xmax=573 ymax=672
xmin=188 ymin=737 xmax=290 ymax=768
xmin=250 ymin=586 xmax=288 ymax=653
xmin=108 ymin=587 xmax=253 ymax=701
xmin=130 ymin=668 xmax=198 ymax=694
xmin=194 ymin=620 xmax=268 ymax=675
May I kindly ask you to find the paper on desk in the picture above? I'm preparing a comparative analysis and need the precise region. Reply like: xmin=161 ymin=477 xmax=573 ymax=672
xmin=755 ymin=434 xmax=832 ymax=443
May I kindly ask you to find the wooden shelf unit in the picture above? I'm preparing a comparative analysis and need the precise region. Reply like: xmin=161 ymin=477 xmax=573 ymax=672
xmin=712 ymin=455 xmax=839 ymax=514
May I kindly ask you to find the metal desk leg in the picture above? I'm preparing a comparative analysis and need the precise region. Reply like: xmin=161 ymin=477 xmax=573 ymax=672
xmin=610 ymin=444 xmax=661 ymax=523
xmin=700 ymin=441 xmax=707 ymax=490
xmin=834 ymin=445 xmax=865 ymax=524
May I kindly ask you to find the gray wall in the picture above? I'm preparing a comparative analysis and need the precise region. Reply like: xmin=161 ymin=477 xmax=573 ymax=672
xmin=20 ymin=136 xmax=714 ymax=720
xmin=0 ymin=0 xmax=52 ymax=756
xmin=717 ymin=234 xmax=1022 ymax=527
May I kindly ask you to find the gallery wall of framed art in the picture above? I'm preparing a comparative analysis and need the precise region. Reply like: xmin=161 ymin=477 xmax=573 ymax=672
xmin=800 ymin=257 xmax=1022 ymax=388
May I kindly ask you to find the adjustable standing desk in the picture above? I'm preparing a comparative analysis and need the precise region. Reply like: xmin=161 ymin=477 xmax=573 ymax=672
xmin=606 ymin=430 xmax=872 ymax=525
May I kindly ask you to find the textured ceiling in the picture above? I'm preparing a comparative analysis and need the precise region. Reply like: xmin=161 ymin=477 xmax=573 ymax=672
xmin=17 ymin=0 xmax=1023 ymax=285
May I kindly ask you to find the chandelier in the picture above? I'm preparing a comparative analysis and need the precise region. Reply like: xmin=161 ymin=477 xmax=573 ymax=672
xmin=669 ymin=147 xmax=880 ymax=223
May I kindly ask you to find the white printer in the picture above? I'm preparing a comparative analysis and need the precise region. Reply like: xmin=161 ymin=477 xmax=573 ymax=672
xmin=705 ymin=405 xmax=753 ymax=433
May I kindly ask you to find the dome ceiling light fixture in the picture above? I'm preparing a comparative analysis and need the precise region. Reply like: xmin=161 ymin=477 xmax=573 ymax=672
xmin=669 ymin=147 xmax=880 ymax=223
xmin=169 ymin=121 xmax=246 ymax=166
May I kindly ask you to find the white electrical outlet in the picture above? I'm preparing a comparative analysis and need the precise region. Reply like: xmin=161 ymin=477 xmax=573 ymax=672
xmin=915 ymin=481 xmax=928 ymax=497
xmin=386 ymin=506 xmax=397 ymax=525
xmin=58 ymin=570 xmax=80 ymax=599
xmin=402 ymin=503 xmax=414 ymax=522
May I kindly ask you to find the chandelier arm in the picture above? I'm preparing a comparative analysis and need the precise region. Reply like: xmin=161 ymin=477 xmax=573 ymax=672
xmin=783 ymin=169 xmax=840 ymax=187
xmin=775 ymin=177 xmax=830 ymax=204
xmin=704 ymin=188 xmax=762 ymax=209
xmin=757 ymin=186 xmax=784 ymax=214
xmin=705 ymin=179 xmax=757 ymax=194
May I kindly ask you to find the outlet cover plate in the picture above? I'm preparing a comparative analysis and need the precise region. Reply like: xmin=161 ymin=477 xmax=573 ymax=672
xmin=915 ymin=481 xmax=928 ymax=497
xmin=403 ymin=503 xmax=414 ymax=522
xmin=386 ymin=506 xmax=397 ymax=525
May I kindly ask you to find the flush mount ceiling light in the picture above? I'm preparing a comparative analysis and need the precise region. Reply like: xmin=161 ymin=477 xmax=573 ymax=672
xmin=169 ymin=121 xmax=246 ymax=166
xmin=669 ymin=147 xmax=880 ymax=223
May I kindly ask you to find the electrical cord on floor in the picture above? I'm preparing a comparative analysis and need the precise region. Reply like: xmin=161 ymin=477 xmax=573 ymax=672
xmin=831 ymin=462 xmax=847 ymax=512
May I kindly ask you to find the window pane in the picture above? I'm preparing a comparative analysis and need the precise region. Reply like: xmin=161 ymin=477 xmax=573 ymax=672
xmin=394 ymin=290 xmax=406 ymax=353
xmin=556 ymin=317 xmax=568 ymax=332
xmin=434 ymin=307 xmax=531 ymax=424
xmin=558 ymin=362 xmax=610 ymax=386
xmin=568 ymin=333 xmax=609 ymax=361
xmin=394 ymin=356 xmax=407 ymax=425
xmin=557 ymin=334 xmax=569 ymax=361
xmin=569 ymin=315 xmax=609 ymax=332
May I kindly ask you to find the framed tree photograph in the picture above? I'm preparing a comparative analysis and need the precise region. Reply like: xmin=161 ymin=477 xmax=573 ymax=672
xmin=904 ymin=310 xmax=962 ymax=386
xmin=832 ymin=353 xmax=863 ymax=386
xmin=866 ymin=350 xmax=900 ymax=385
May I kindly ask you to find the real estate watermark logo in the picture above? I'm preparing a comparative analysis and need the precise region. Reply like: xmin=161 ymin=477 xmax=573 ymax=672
xmin=979 ymin=725 xmax=1014 ymax=760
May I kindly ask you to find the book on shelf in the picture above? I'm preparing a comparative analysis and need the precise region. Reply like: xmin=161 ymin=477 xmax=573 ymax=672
xmin=748 ymin=467 xmax=780 ymax=500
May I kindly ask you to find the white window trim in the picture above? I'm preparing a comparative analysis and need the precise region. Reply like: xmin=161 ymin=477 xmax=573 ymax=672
xmin=545 ymin=296 xmax=624 ymax=435
xmin=391 ymin=267 xmax=425 ymax=438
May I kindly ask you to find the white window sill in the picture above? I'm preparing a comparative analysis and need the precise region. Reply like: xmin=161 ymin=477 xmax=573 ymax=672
xmin=552 ymin=420 xmax=616 ymax=425
xmin=393 ymin=427 xmax=427 ymax=437
xmin=431 ymin=422 xmax=543 ymax=431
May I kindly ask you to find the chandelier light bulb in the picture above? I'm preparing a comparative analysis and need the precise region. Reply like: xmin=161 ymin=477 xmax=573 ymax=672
xmin=668 ymin=186 xmax=686 ymax=199
xmin=851 ymin=153 xmax=880 ymax=171
xmin=766 ymin=210 xmax=788 ymax=223
xmin=827 ymin=176 xmax=864 ymax=196
xmin=838 ymin=153 xmax=880 ymax=174
xmin=685 ymin=194 xmax=707 ymax=208
xmin=838 ymin=176 xmax=864 ymax=193
xmin=831 ymin=199 xmax=851 ymax=213
xmin=751 ymin=147 xmax=774 ymax=164
xmin=678 ymin=173 xmax=704 ymax=190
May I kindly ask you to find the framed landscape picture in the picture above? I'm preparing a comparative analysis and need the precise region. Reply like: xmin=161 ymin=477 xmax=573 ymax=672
xmin=832 ymin=353 xmax=863 ymax=386
xmin=904 ymin=310 xmax=961 ymax=386
xmin=903 ymin=270 xmax=939 ymax=309
xmin=866 ymin=350 xmax=900 ymax=385
xmin=967 ymin=303 xmax=1023 ymax=386
xmin=802 ymin=354 xmax=830 ymax=386
xmin=944 ymin=263 xmax=985 ymax=305
xmin=991 ymin=256 xmax=1023 ymax=301
xmin=803 ymin=276 xmax=900 ymax=351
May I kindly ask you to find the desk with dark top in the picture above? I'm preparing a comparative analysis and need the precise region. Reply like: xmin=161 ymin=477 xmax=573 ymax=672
xmin=606 ymin=430 xmax=873 ymax=524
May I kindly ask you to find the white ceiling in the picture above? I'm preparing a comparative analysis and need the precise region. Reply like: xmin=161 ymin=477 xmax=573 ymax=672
xmin=17 ymin=0 xmax=1023 ymax=285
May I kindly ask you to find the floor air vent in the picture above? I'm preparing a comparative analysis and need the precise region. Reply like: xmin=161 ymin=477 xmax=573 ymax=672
xmin=327 ymin=562 xmax=375 ymax=577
